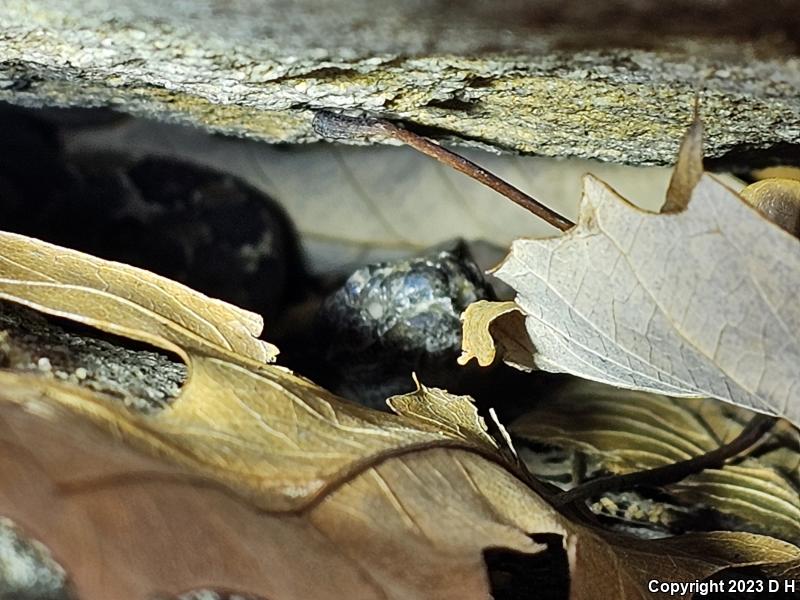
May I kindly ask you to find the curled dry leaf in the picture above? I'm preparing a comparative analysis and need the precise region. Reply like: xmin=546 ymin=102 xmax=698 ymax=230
xmin=662 ymin=108 xmax=704 ymax=213
xmin=464 ymin=172 xmax=800 ymax=427
xmin=387 ymin=376 xmax=505 ymax=451
xmin=512 ymin=381 xmax=800 ymax=543
xmin=745 ymin=164 xmax=800 ymax=236
xmin=457 ymin=300 xmax=535 ymax=371
xmin=1 ymin=231 xmax=799 ymax=599
xmin=740 ymin=178 xmax=800 ymax=237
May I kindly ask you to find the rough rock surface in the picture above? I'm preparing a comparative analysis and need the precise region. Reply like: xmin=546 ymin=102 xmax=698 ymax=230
xmin=316 ymin=244 xmax=492 ymax=408
xmin=0 ymin=518 xmax=70 ymax=600
xmin=2 ymin=0 xmax=800 ymax=164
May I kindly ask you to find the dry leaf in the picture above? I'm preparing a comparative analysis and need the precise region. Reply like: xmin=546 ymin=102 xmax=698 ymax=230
xmin=4 ymin=375 xmax=799 ymax=600
xmin=663 ymin=110 xmax=704 ymax=213
xmin=0 ymin=373 xmax=570 ymax=600
xmin=0 ymin=231 xmax=561 ymax=599
xmin=740 ymin=161 xmax=800 ymax=236
xmin=570 ymin=531 xmax=799 ymax=600
xmin=0 ymin=232 xmax=508 ymax=512
xmin=461 ymin=114 xmax=799 ymax=426
xmin=0 ymin=232 xmax=277 ymax=363
xmin=387 ymin=376 xmax=506 ymax=450
xmin=457 ymin=300 xmax=535 ymax=370
xmin=740 ymin=178 xmax=800 ymax=237
xmin=466 ymin=173 xmax=800 ymax=427
xmin=512 ymin=381 xmax=800 ymax=543
xmin=2 ymin=231 xmax=799 ymax=599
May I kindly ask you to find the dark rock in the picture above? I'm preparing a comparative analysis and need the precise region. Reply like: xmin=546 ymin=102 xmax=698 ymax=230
xmin=316 ymin=242 xmax=493 ymax=408
xmin=0 ymin=105 xmax=304 ymax=321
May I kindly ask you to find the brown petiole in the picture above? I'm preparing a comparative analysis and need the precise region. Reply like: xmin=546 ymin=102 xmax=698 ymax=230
xmin=554 ymin=412 xmax=778 ymax=507
xmin=312 ymin=110 xmax=575 ymax=232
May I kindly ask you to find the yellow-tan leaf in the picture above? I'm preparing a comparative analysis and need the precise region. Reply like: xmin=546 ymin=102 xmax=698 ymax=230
xmin=458 ymin=300 xmax=534 ymax=370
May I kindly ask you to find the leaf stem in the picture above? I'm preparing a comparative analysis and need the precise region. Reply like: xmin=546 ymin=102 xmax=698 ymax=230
xmin=554 ymin=413 xmax=778 ymax=507
xmin=312 ymin=110 xmax=575 ymax=232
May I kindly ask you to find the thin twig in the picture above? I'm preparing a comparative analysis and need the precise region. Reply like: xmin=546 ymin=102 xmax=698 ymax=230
xmin=554 ymin=413 xmax=778 ymax=507
xmin=312 ymin=110 xmax=575 ymax=232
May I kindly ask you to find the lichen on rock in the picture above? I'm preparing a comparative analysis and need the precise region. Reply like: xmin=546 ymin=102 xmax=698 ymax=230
xmin=2 ymin=0 xmax=800 ymax=165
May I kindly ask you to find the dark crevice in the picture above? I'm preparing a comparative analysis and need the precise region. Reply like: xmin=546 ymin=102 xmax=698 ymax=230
xmin=485 ymin=534 xmax=570 ymax=600
xmin=293 ymin=66 xmax=360 ymax=81
xmin=390 ymin=118 xmax=522 ymax=154
xmin=467 ymin=76 xmax=496 ymax=89
xmin=424 ymin=97 xmax=481 ymax=112
xmin=705 ymin=142 xmax=800 ymax=178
